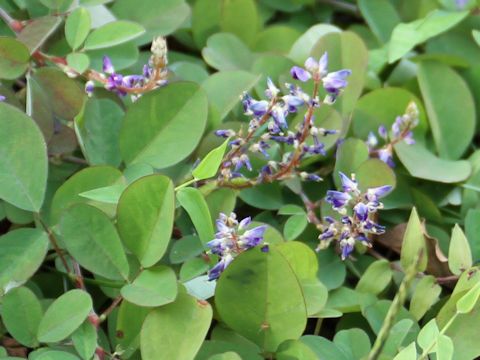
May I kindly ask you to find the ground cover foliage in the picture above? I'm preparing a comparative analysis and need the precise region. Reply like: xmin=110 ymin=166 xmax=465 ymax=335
xmin=0 ymin=0 xmax=480 ymax=359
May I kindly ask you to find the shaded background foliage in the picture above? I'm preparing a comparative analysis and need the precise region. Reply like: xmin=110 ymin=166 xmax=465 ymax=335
xmin=0 ymin=0 xmax=480 ymax=359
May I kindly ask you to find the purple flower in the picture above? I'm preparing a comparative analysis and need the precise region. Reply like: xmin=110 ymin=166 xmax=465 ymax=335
xmin=340 ymin=238 xmax=355 ymax=260
xmin=239 ymin=225 xmax=267 ymax=249
xmin=354 ymin=202 xmax=369 ymax=221
xmin=208 ymin=254 xmax=234 ymax=281
xmin=291 ymin=66 xmax=312 ymax=82
xmin=366 ymin=132 xmax=378 ymax=150
xmin=339 ymin=172 xmax=359 ymax=193
xmin=0 ymin=95 xmax=5 ymax=102
xmin=85 ymin=81 xmax=94 ymax=97
xmin=378 ymin=125 xmax=387 ymax=139
xmin=322 ymin=69 xmax=351 ymax=95
xmin=214 ymin=129 xmax=236 ymax=138
xmin=238 ymin=216 xmax=251 ymax=230
xmin=366 ymin=185 xmax=393 ymax=202
xmin=304 ymin=52 xmax=328 ymax=76
xmin=265 ymin=77 xmax=279 ymax=99
xmin=378 ymin=147 xmax=395 ymax=167
xmin=326 ymin=190 xmax=351 ymax=210
xmin=103 ymin=55 xmax=115 ymax=74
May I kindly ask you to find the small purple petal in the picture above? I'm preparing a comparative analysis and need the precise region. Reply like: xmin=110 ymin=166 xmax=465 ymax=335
xmin=339 ymin=172 xmax=358 ymax=193
xmin=354 ymin=202 xmax=369 ymax=221
xmin=290 ymin=66 xmax=312 ymax=82
xmin=103 ymin=55 xmax=114 ymax=74
xmin=304 ymin=57 xmax=318 ymax=72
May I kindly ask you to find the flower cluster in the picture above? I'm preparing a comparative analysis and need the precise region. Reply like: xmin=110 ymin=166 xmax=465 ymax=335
xmin=318 ymin=172 xmax=392 ymax=260
xmin=367 ymin=101 xmax=419 ymax=167
xmin=85 ymin=36 xmax=168 ymax=101
xmin=206 ymin=212 xmax=268 ymax=280
xmin=214 ymin=53 xmax=350 ymax=187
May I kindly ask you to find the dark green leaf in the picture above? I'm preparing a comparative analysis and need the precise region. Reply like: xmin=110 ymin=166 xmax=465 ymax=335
xmin=17 ymin=16 xmax=62 ymax=54
xmin=0 ymin=37 xmax=29 ymax=79
xmin=72 ymin=320 xmax=97 ymax=360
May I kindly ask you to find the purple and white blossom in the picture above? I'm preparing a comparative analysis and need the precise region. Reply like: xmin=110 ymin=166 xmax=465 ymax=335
xmin=206 ymin=212 xmax=268 ymax=280
xmin=319 ymin=172 xmax=392 ymax=260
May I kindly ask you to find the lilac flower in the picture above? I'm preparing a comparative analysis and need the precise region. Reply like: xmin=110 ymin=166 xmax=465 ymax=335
xmin=378 ymin=147 xmax=395 ymax=167
xmin=265 ymin=77 xmax=280 ymax=99
xmin=318 ymin=172 xmax=391 ymax=260
xmin=215 ymin=129 xmax=236 ymax=138
xmin=85 ymin=80 xmax=94 ymax=97
xmin=366 ymin=132 xmax=378 ymax=150
xmin=378 ymin=125 xmax=388 ymax=139
xmin=206 ymin=212 xmax=268 ymax=281
xmin=0 ymin=95 xmax=5 ymax=102
xmin=322 ymin=69 xmax=351 ymax=96
xmin=103 ymin=55 xmax=114 ymax=74
xmin=326 ymin=190 xmax=351 ymax=210
xmin=291 ymin=66 xmax=312 ymax=82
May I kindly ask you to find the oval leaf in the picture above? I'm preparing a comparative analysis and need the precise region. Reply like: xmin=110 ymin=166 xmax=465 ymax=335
xmin=121 ymin=266 xmax=178 ymax=307
xmin=401 ymin=207 xmax=428 ymax=272
xmin=37 ymin=290 xmax=92 ymax=343
xmin=0 ymin=103 xmax=47 ymax=211
xmin=141 ymin=294 xmax=212 ymax=360
xmin=60 ymin=203 xmax=130 ymax=281
xmin=215 ymin=246 xmax=307 ymax=352
xmin=119 ymin=82 xmax=208 ymax=168
xmin=84 ymin=20 xmax=145 ymax=50
xmin=65 ymin=8 xmax=91 ymax=50
xmin=0 ymin=228 xmax=49 ymax=296
xmin=449 ymin=224 xmax=473 ymax=276
xmin=0 ymin=37 xmax=29 ymax=79
xmin=418 ymin=61 xmax=475 ymax=160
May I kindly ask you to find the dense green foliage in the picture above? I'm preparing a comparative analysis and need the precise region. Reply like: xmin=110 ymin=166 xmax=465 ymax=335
xmin=0 ymin=0 xmax=480 ymax=359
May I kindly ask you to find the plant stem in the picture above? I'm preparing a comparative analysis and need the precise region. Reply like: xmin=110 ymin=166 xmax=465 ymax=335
xmin=36 ymin=214 xmax=71 ymax=273
xmin=367 ymin=250 xmax=423 ymax=360
xmin=319 ymin=0 xmax=360 ymax=15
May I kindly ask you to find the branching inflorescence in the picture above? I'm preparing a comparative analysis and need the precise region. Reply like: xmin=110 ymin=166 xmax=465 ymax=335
xmin=84 ymin=36 xmax=169 ymax=102
xmin=320 ymin=172 xmax=392 ymax=259
xmin=214 ymin=52 xmax=351 ymax=188
xmin=206 ymin=212 xmax=268 ymax=280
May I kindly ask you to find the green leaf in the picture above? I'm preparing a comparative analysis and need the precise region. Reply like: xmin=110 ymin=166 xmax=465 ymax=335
xmin=170 ymin=61 xmax=209 ymax=83
xmin=437 ymin=334 xmax=454 ymax=360
xmin=117 ymin=174 xmax=175 ymax=268
xmin=116 ymin=301 xmax=151 ymax=358
xmin=87 ymin=41 xmax=139 ymax=72
xmin=410 ymin=275 xmax=441 ymax=320
xmin=393 ymin=342 xmax=417 ymax=360
xmin=119 ymin=82 xmax=208 ymax=169
xmin=84 ymin=21 xmax=145 ymax=50
xmin=300 ymin=335 xmax=349 ymax=360
xmin=50 ymin=166 xmax=123 ymax=225
xmin=177 ymin=187 xmax=214 ymax=248
xmin=219 ymin=0 xmax=259 ymax=46
xmin=276 ymin=339 xmax=318 ymax=360
xmin=202 ymin=71 xmax=259 ymax=120
xmin=110 ymin=0 xmax=190 ymax=45
xmin=2 ymin=286 xmax=43 ymax=347
xmin=253 ymin=25 xmax=301 ymax=54
xmin=388 ymin=10 xmax=469 ymax=63
xmin=0 ymin=103 xmax=47 ymax=211
xmin=39 ymin=0 xmax=72 ymax=10
xmin=418 ymin=61 xmax=475 ymax=159
xmin=193 ymin=138 xmax=229 ymax=181
xmin=0 ymin=228 xmax=49 ymax=296
xmin=333 ymin=328 xmax=371 ymax=360
xmin=65 ymin=8 xmax=91 ymax=50
xmin=79 ymin=183 xmax=126 ymax=204
xmin=215 ymin=247 xmax=307 ymax=352
xmin=72 ymin=320 xmax=97 ymax=360
xmin=395 ymin=142 xmax=471 ymax=183
xmin=170 ymin=235 xmax=204 ymax=264
xmin=37 ymin=290 xmax=92 ymax=343
xmin=288 ymin=24 xmax=341 ymax=64
xmin=382 ymin=319 xmax=416 ymax=357
xmin=449 ymin=224 xmax=472 ymax=276
xmin=326 ymin=286 xmax=361 ymax=313
xmin=140 ymin=294 xmax=212 ymax=360
xmin=202 ymin=33 xmax=254 ymax=71
xmin=180 ymin=258 xmax=210 ymax=282
xmin=30 ymin=351 xmax=80 ymax=360
xmin=465 ymin=209 xmax=480 ymax=262
xmin=192 ymin=0 xmax=222 ymax=48
xmin=75 ymin=98 xmax=124 ymax=167
xmin=417 ymin=318 xmax=439 ymax=352
xmin=283 ymin=214 xmax=308 ymax=241
xmin=473 ymin=29 xmax=480 ymax=47
xmin=121 ymin=266 xmax=178 ymax=307
xmin=276 ymin=241 xmax=318 ymax=279
xmin=358 ymin=0 xmax=400 ymax=43
xmin=333 ymin=138 xmax=369 ymax=189
xmin=17 ymin=16 xmax=62 ymax=54
xmin=60 ymin=204 xmax=130 ymax=281
xmin=311 ymin=31 xmax=368 ymax=115
xmin=401 ymin=207 xmax=428 ymax=272
xmin=456 ymin=282 xmax=480 ymax=314
xmin=356 ymin=259 xmax=392 ymax=295
xmin=66 ymin=53 xmax=90 ymax=74
xmin=301 ymin=278 xmax=328 ymax=316
xmin=0 ymin=37 xmax=29 ymax=79
xmin=240 ymin=183 xmax=284 ymax=210
xmin=355 ymin=159 xmax=397 ymax=193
